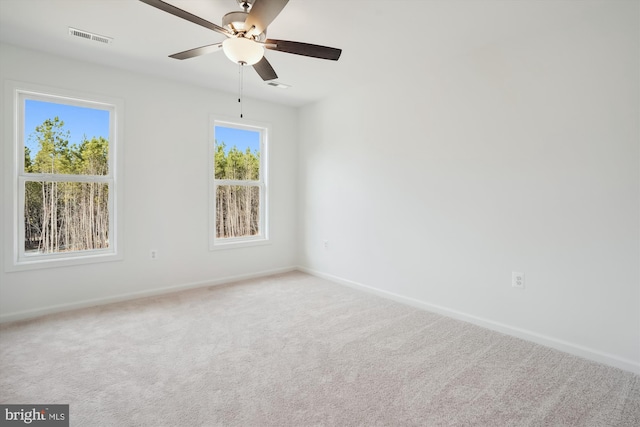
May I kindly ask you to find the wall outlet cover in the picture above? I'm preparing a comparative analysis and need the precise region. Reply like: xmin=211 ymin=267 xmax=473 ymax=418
xmin=512 ymin=272 xmax=525 ymax=289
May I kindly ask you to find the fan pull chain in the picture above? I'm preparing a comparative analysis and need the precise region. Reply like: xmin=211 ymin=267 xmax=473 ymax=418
xmin=238 ymin=62 xmax=245 ymax=118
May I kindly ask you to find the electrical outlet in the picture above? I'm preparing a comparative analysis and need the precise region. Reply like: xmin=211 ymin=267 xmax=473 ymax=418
xmin=323 ymin=240 xmax=328 ymax=249
xmin=150 ymin=250 xmax=158 ymax=260
xmin=512 ymin=272 xmax=525 ymax=289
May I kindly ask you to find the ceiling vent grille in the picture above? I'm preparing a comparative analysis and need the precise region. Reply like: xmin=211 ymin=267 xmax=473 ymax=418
xmin=68 ymin=27 xmax=113 ymax=45
xmin=266 ymin=82 xmax=290 ymax=89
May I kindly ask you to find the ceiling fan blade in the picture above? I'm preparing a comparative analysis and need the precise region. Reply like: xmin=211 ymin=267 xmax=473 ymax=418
xmin=265 ymin=39 xmax=342 ymax=61
xmin=244 ymin=0 xmax=289 ymax=37
xmin=253 ymin=56 xmax=278 ymax=81
xmin=169 ymin=43 xmax=223 ymax=60
xmin=139 ymin=0 xmax=231 ymax=36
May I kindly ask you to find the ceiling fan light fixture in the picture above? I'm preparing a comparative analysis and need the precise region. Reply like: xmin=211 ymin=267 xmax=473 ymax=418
xmin=222 ymin=37 xmax=264 ymax=65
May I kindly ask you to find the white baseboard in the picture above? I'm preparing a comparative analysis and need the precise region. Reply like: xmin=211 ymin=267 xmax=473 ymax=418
xmin=297 ymin=266 xmax=640 ymax=375
xmin=0 ymin=266 xmax=297 ymax=324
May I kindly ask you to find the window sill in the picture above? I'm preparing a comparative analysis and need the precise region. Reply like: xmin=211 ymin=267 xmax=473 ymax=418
xmin=210 ymin=237 xmax=271 ymax=251
xmin=6 ymin=250 xmax=123 ymax=273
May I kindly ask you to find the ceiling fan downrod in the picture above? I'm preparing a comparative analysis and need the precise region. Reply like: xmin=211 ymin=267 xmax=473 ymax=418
xmin=238 ymin=1 xmax=252 ymax=12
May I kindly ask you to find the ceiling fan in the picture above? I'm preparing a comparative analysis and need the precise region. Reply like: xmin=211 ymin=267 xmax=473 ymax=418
xmin=139 ymin=0 xmax=342 ymax=82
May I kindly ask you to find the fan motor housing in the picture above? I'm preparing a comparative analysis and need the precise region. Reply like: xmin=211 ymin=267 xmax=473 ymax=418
xmin=222 ymin=11 xmax=266 ymax=41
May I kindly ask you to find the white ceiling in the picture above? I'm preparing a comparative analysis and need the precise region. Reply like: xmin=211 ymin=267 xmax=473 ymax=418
xmin=0 ymin=0 xmax=601 ymax=107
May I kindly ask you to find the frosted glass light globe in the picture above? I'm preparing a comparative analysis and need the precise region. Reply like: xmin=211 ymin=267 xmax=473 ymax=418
xmin=222 ymin=37 xmax=264 ymax=65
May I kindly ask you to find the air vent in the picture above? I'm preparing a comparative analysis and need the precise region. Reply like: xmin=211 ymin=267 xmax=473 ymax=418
xmin=68 ymin=27 xmax=113 ymax=45
xmin=266 ymin=82 xmax=291 ymax=89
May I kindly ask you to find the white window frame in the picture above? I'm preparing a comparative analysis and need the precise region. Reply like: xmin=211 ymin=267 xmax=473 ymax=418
xmin=3 ymin=81 xmax=124 ymax=271
xmin=209 ymin=117 xmax=269 ymax=250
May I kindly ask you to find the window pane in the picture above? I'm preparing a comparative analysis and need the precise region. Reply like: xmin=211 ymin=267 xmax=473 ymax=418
xmin=24 ymin=181 xmax=110 ymax=254
xmin=24 ymin=100 xmax=110 ymax=175
xmin=215 ymin=185 xmax=260 ymax=238
xmin=214 ymin=126 xmax=260 ymax=180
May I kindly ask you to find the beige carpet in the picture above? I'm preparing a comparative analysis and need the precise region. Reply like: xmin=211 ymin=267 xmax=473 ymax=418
xmin=1 ymin=271 xmax=638 ymax=426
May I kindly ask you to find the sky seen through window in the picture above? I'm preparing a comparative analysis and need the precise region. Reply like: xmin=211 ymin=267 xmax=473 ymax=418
xmin=24 ymin=99 xmax=110 ymax=158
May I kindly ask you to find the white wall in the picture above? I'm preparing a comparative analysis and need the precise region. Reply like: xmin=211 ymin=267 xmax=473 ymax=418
xmin=0 ymin=43 xmax=298 ymax=320
xmin=298 ymin=2 xmax=640 ymax=372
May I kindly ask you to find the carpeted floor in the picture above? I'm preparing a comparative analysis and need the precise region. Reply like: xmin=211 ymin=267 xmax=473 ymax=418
xmin=1 ymin=271 xmax=639 ymax=426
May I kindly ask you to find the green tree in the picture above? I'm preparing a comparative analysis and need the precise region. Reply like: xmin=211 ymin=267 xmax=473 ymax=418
xmin=30 ymin=117 xmax=72 ymax=174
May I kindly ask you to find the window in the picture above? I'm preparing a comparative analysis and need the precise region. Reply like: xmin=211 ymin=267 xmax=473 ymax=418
xmin=4 ymin=82 xmax=123 ymax=270
xmin=210 ymin=119 xmax=268 ymax=248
